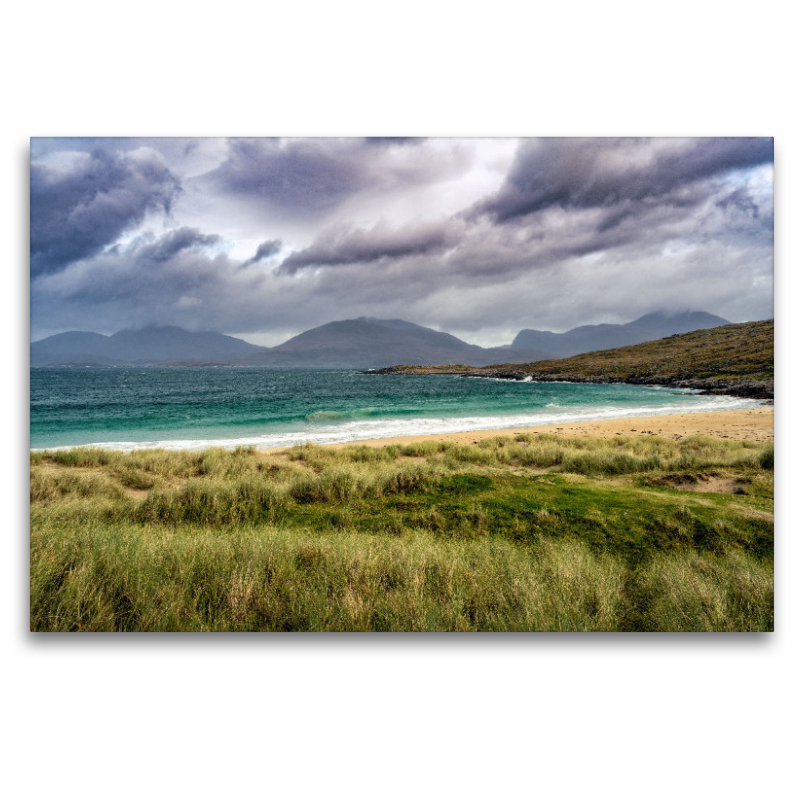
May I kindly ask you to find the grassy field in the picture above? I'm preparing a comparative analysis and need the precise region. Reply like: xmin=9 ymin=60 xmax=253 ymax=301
xmin=30 ymin=433 xmax=773 ymax=632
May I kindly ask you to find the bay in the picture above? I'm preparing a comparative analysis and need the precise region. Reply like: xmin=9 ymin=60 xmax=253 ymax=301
xmin=30 ymin=366 xmax=761 ymax=451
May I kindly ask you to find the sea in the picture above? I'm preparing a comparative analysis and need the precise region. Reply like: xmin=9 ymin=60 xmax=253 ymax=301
xmin=30 ymin=366 xmax=763 ymax=451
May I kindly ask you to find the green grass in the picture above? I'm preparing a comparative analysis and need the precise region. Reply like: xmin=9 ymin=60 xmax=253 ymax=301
xmin=30 ymin=435 xmax=774 ymax=631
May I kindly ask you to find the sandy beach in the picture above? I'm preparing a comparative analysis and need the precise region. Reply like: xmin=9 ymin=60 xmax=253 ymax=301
xmin=259 ymin=406 xmax=773 ymax=452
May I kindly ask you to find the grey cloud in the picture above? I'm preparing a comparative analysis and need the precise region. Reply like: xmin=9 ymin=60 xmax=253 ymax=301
xmin=207 ymin=138 xmax=365 ymax=217
xmin=363 ymin=137 xmax=426 ymax=147
xmin=31 ymin=214 xmax=773 ymax=345
xmin=31 ymin=137 xmax=211 ymax=164
xmin=30 ymin=137 xmax=773 ymax=346
xmin=30 ymin=147 xmax=180 ymax=278
xmin=476 ymin=137 xmax=774 ymax=223
xmin=204 ymin=137 xmax=472 ymax=221
xmin=32 ymin=229 xmax=266 ymax=334
xmin=277 ymin=221 xmax=457 ymax=274
xmin=140 ymin=227 xmax=221 ymax=262
xmin=243 ymin=239 xmax=283 ymax=266
xmin=289 ymin=168 xmax=773 ymax=312
xmin=714 ymin=185 xmax=763 ymax=220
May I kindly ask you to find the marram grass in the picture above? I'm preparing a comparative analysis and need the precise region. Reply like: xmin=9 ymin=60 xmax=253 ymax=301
xmin=30 ymin=435 xmax=774 ymax=631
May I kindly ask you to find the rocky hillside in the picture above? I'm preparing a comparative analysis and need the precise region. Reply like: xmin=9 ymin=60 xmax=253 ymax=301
xmin=370 ymin=320 xmax=774 ymax=399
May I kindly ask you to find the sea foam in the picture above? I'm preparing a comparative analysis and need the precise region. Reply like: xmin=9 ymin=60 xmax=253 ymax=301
xmin=43 ymin=393 xmax=764 ymax=452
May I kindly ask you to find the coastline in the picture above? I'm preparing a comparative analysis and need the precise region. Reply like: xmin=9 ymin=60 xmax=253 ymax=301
xmin=260 ymin=406 xmax=773 ymax=452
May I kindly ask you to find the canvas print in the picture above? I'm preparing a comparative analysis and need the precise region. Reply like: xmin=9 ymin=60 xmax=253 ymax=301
xmin=30 ymin=137 xmax=774 ymax=631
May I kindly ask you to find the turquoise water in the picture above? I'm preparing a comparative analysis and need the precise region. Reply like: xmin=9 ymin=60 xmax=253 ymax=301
xmin=30 ymin=367 xmax=761 ymax=451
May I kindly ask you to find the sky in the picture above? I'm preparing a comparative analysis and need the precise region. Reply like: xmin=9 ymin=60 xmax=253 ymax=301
xmin=30 ymin=136 xmax=774 ymax=347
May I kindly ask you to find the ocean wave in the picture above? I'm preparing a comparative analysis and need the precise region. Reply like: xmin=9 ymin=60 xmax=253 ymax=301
xmin=36 ymin=394 xmax=765 ymax=452
xmin=305 ymin=410 xmax=350 ymax=423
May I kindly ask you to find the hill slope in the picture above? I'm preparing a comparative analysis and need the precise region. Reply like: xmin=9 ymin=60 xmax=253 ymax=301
xmin=375 ymin=320 xmax=774 ymax=399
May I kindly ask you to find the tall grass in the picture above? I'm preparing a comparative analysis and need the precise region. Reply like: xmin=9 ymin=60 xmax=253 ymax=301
xmin=30 ymin=434 xmax=774 ymax=631
xmin=30 ymin=520 xmax=773 ymax=632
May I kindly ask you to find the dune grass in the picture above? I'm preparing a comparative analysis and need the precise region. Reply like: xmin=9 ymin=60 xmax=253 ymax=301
xmin=30 ymin=434 xmax=774 ymax=631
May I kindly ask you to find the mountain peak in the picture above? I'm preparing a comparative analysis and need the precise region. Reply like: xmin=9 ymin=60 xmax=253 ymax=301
xmin=513 ymin=310 xmax=731 ymax=358
xmin=32 ymin=311 xmax=737 ymax=369
xmin=355 ymin=317 xmax=430 ymax=333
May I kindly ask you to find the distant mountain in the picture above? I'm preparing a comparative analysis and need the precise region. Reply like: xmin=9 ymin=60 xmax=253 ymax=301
xmin=31 ymin=325 xmax=266 ymax=367
xmin=30 ymin=312 xmax=732 ymax=368
xmin=511 ymin=311 xmax=730 ymax=358
xmin=30 ymin=319 xmax=550 ymax=368
xmin=29 ymin=331 xmax=120 ymax=366
xmin=249 ymin=318 xmax=552 ymax=367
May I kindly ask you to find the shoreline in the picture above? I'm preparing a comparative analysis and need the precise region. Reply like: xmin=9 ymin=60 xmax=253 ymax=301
xmin=260 ymin=407 xmax=773 ymax=452
xmin=31 ymin=406 xmax=774 ymax=454
xmin=368 ymin=368 xmax=773 ymax=401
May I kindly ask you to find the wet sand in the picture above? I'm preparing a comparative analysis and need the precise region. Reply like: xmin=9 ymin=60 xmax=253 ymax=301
xmin=260 ymin=406 xmax=773 ymax=452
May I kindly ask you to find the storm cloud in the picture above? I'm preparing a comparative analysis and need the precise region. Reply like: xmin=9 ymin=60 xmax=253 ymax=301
xmin=475 ymin=137 xmax=774 ymax=223
xmin=32 ymin=228 xmax=268 ymax=334
xmin=203 ymin=137 xmax=473 ymax=222
xmin=242 ymin=239 xmax=283 ymax=267
xmin=30 ymin=147 xmax=180 ymax=277
xmin=141 ymin=227 xmax=222 ymax=262
xmin=30 ymin=137 xmax=773 ymax=346
xmin=278 ymin=220 xmax=458 ymax=274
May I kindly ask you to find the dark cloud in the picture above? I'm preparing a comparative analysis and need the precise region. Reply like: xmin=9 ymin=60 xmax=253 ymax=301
xmin=30 ymin=147 xmax=180 ymax=278
xmin=363 ymin=137 xmax=426 ymax=147
xmin=32 ymin=228 xmax=265 ymax=334
xmin=714 ymin=185 xmax=763 ymax=220
xmin=204 ymin=137 xmax=471 ymax=221
xmin=277 ymin=221 xmax=457 ymax=274
xmin=476 ymin=137 xmax=774 ymax=223
xmin=206 ymin=138 xmax=365 ymax=217
xmin=142 ymin=227 xmax=221 ymax=262
xmin=243 ymin=239 xmax=283 ymax=266
xmin=30 ymin=138 xmax=773 ymax=346
xmin=31 ymin=137 xmax=210 ymax=163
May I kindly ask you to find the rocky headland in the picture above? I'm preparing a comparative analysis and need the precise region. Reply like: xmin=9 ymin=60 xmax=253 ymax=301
xmin=365 ymin=320 xmax=774 ymax=401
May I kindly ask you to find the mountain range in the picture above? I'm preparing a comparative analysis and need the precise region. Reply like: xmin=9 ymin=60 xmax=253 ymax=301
xmin=512 ymin=311 xmax=730 ymax=358
xmin=30 ymin=311 xmax=732 ymax=368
